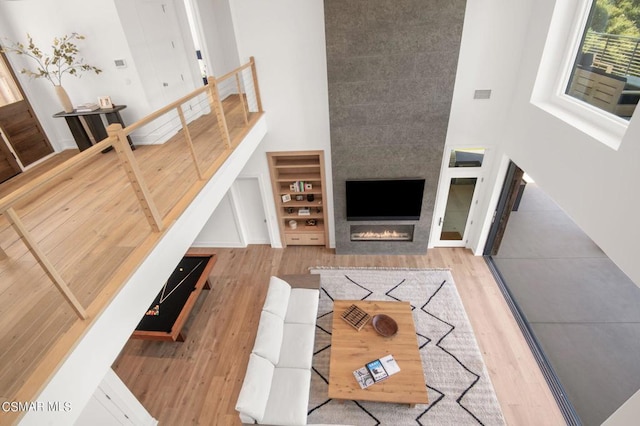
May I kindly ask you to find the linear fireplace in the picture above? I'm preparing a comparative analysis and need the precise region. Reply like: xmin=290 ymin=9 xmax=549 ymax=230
xmin=350 ymin=225 xmax=414 ymax=242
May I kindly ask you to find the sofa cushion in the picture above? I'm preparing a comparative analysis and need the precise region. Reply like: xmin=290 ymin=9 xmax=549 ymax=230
xmin=235 ymin=353 xmax=275 ymax=423
xmin=252 ymin=310 xmax=284 ymax=365
xmin=263 ymin=276 xmax=291 ymax=319
xmin=278 ymin=323 xmax=316 ymax=369
xmin=261 ymin=367 xmax=311 ymax=426
xmin=285 ymin=288 xmax=319 ymax=324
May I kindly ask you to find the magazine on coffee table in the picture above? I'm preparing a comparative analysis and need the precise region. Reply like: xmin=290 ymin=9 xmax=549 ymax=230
xmin=352 ymin=354 xmax=401 ymax=389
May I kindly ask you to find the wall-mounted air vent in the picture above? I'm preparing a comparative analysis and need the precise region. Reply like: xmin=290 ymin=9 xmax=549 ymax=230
xmin=474 ymin=89 xmax=492 ymax=99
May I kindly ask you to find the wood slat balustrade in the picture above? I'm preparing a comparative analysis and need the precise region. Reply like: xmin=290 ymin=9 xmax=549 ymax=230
xmin=0 ymin=58 xmax=263 ymax=420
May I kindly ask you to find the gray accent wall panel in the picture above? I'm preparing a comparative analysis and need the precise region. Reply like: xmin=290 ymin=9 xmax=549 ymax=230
xmin=324 ymin=0 xmax=467 ymax=254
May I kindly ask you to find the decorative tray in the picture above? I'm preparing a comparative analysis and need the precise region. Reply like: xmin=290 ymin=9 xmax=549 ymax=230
xmin=341 ymin=304 xmax=371 ymax=331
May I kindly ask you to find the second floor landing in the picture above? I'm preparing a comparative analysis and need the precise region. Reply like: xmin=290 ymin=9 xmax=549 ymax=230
xmin=0 ymin=66 xmax=267 ymax=424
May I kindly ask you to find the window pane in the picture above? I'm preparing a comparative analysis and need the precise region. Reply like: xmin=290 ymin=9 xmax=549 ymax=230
xmin=566 ymin=0 xmax=640 ymax=120
xmin=0 ymin=55 xmax=23 ymax=107
xmin=440 ymin=177 xmax=477 ymax=241
xmin=448 ymin=148 xmax=485 ymax=168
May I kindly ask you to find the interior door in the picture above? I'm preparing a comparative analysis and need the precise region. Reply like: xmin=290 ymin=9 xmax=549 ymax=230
xmin=432 ymin=148 xmax=486 ymax=247
xmin=137 ymin=0 xmax=194 ymax=108
xmin=434 ymin=177 xmax=479 ymax=246
xmin=483 ymin=161 xmax=525 ymax=255
xmin=0 ymin=52 xmax=53 ymax=170
xmin=0 ymin=126 xmax=20 ymax=183
xmin=234 ymin=177 xmax=270 ymax=244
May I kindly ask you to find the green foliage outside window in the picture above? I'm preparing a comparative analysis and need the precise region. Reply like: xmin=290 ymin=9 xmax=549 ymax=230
xmin=590 ymin=0 xmax=640 ymax=36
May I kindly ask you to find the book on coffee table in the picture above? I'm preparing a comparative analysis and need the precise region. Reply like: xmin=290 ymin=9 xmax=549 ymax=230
xmin=366 ymin=359 xmax=388 ymax=381
xmin=352 ymin=354 xmax=401 ymax=389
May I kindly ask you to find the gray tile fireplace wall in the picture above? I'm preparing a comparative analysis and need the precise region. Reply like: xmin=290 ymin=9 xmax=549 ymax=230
xmin=324 ymin=0 xmax=467 ymax=254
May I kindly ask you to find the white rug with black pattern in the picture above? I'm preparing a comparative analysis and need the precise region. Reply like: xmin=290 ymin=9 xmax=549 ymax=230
xmin=307 ymin=267 xmax=506 ymax=426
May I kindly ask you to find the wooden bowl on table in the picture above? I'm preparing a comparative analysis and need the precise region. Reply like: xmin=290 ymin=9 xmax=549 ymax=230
xmin=372 ymin=314 xmax=398 ymax=337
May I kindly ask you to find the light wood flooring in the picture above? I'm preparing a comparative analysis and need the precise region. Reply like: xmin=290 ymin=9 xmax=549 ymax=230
xmin=0 ymin=95 xmax=260 ymax=410
xmin=113 ymin=245 xmax=566 ymax=426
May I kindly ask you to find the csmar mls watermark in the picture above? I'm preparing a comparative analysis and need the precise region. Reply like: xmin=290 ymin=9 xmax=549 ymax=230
xmin=1 ymin=401 xmax=71 ymax=412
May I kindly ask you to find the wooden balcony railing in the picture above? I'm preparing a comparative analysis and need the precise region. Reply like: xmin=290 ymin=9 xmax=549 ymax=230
xmin=584 ymin=31 xmax=640 ymax=78
xmin=0 ymin=57 xmax=262 ymax=322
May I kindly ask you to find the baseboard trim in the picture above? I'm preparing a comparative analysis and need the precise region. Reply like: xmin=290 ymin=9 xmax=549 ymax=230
xmin=484 ymin=255 xmax=582 ymax=426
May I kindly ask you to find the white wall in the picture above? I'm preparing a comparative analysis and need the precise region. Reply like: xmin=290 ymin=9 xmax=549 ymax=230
xmin=449 ymin=0 xmax=640 ymax=286
xmin=113 ymin=0 xmax=204 ymax=144
xmin=447 ymin=0 xmax=640 ymax=420
xmin=75 ymin=369 xmax=157 ymax=426
xmin=193 ymin=191 xmax=244 ymax=247
xmin=193 ymin=0 xmax=240 ymax=77
xmin=0 ymin=0 xmax=150 ymax=151
xmin=0 ymin=0 xmax=204 ymax=150
xmin=228 ymin=0 xmax=334 ymax=247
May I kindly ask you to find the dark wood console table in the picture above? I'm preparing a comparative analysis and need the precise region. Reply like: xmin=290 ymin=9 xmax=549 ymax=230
xmin=53 ymin=105 xmax=135 ymax=152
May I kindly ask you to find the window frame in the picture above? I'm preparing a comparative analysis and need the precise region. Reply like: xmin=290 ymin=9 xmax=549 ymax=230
xmin=531 ymin=0 xmax=631 ymax=150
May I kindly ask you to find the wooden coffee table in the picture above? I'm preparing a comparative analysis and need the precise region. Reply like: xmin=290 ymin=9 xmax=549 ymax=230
xmin=329 ymin=300 xmax=429 ymax=406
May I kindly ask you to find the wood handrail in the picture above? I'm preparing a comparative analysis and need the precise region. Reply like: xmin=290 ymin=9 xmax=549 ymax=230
xmin=0 ymin=59 xmax=259 ymax=214
xmin=250 ymin=57 xmax=263 ymax=112
xmin=0 ymin=57 xmax=262 ymax=321
xmin=5 ymin=207 xmax=88 ymax=319
xmin=124 ymin=59 xmax=257 ymax=135
xmin=107 ymin=123 xmax=164 ymax=232
xmin=124 ymin=84 xmax=211 ymax=134
xmin=213 ymin=61 xmax=252 ymax=83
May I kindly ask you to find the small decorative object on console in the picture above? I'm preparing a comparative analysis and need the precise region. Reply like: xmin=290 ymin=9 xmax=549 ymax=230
xmin=98 ymin=95 xmax=113 ymax=109
xmin=75 ymin=103 xmax=100 ymax=112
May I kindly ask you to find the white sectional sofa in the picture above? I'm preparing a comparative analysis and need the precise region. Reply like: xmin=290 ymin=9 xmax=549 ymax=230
xmin=235 ymin=274 xmax=320 ymax=426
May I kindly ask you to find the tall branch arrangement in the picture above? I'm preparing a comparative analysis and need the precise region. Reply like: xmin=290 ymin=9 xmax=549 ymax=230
xmin=1 ymin=33 xmax=101 ymax=86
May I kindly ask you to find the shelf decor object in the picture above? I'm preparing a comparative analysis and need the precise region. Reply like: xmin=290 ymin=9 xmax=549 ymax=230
xmin=267 ymin=150 xmax=329 ymax=247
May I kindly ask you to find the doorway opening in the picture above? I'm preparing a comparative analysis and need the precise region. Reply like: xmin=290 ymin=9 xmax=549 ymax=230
xmin=483 ymin=160 xmax=640 ymax=426
xmin=0 ymin=51 xmax=54 ymax=183
xmin=183 ymin=0 xmax=210 ymax=86
xmin=432 ymin=147 xmax=486 ymax=247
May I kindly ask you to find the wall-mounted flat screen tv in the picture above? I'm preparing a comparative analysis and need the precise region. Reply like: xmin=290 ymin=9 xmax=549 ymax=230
xmin=346 ymin=179 xmax=425 ymax=221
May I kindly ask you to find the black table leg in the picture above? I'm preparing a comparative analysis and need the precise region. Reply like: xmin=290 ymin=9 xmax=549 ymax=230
xmin=64 ymin=117 xmax=92 ymax=152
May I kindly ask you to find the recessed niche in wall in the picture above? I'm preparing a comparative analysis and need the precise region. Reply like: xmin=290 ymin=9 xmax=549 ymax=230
xmin=448 ymin=148 xmax=486 ymax=168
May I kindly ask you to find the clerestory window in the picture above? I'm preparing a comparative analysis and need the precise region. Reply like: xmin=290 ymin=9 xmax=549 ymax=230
xmin=566 ymin=0 xmax=640 ymax=120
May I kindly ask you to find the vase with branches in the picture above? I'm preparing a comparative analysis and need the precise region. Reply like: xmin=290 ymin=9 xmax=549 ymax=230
xmin=1 ymin=32 xmax=102 ymax=112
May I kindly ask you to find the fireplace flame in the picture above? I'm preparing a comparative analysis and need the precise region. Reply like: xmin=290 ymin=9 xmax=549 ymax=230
xmin=351 ymin=229 xmax=411 ymax=241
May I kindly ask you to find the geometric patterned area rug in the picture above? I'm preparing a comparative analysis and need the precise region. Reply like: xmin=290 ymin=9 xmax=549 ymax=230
xmin=307 ymin=268 xmax=506 ymax=426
